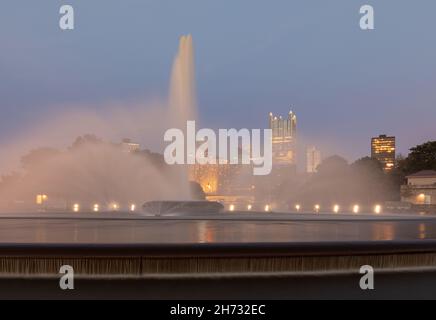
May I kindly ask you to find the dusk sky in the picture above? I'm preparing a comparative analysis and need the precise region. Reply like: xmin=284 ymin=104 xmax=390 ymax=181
xmin=1 ymin=0 xmax=435 ymax=168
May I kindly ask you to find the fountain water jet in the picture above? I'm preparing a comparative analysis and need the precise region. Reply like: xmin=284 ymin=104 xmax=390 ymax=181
xmin=169 ymin=35 xmax=197 ymax=126
xmin=165 ymin=35 xmax=199 ymax=199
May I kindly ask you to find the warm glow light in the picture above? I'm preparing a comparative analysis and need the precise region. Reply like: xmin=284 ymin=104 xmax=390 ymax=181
xmin=36 ymin=194 xmax=48 ymax=205
xmin=353 ymin=205 xmax=360 ymax=214
xmin=314 ymin=204 xmax=320 ymax=213
xmin=295 ymin=204 xmax=301 ymax=212
xmin=247 ymin=204 xmax=252 ymax=211
xmin=73 ymin=203 xmax=80 ymax=212
xmin=93 ymin=204 xmax=100 ymax=212
xmin=130 ymin=204 xmax=136 ymax=212
xmin=264 ymin=204 xmax=270 ymax=212
xmin=374 ymin=204 xmax=382 ymax=214
xmin=229 ymin=204 xmax=235 ymax=212
xmin=110 ymin=203 xmax=119 ymax=211
xmin=333 ymin=205 xmax=340 ymax=213
xmin=418 ymin=194 xmax=426 ymax=203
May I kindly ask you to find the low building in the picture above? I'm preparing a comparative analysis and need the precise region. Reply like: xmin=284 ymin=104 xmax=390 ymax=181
xmin=401 ymin=170 xmax=436 ymax=205
xmin=121 ymin=138 xmax=140 ymax=153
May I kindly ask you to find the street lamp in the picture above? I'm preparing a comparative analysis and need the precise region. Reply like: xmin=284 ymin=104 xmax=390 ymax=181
xmin=353 ymin=205 xmax=360 ymax=214
xmin=374 ymin=204 xmax=382 ymax=214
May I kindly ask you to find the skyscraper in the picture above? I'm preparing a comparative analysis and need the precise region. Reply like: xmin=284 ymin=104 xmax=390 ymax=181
xmin=371 ymin=134 xmax=396 ymax=171
xmin=265 ymin=110 xmax=298 ymax=199
xmin=269 ymin=111 xmax=297 ymax=166
xmin=306 ymin=146 xmax=322 ymax=173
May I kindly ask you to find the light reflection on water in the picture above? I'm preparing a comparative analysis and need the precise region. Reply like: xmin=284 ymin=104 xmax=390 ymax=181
xmin=419 ymin=223 xmax=427 ymax=240
xmin=371 ymin=223 xmax=396 ymax=241
xmin=198 ymin=221 xmax=215 ymax=243
xmin=0 ymin=215 xmax=436 ymax=244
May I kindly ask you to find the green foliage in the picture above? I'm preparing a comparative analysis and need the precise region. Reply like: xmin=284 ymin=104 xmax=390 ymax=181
xmin=21 ymin=147 xmax=60 ymax=170
xmin=1 ymin=136 xmax=186 ymax=204
xmin=398 ymin=141 xmax=436 ymax=175
xmin=289 ymin=155 xmax=401 ymax=206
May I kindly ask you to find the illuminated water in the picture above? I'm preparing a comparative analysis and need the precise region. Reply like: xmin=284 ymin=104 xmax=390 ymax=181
xmin=0 ymin=212 xmax=435 ymax=244
xmin=169 ymin=34 xmax=197 ymax=125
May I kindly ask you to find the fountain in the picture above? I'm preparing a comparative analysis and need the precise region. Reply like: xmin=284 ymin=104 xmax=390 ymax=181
xmin=169 ymin=34 xmax=197 ymax=127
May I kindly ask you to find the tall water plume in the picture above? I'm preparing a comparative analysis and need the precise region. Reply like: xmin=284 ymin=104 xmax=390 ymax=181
xmin=169 ymin=35 xmax=197 ymax=126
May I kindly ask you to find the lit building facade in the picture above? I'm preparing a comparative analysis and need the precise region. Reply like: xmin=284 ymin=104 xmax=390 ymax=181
xmin=401 ymin=170 xmax=436 ymax=206
xmin=306 ymin=146 xmax=322 ymax=173
xmin=269 ymin=111 xmax=297 ymax=166
xmin=371 ymin=135 xmax=396 ymax=171
xmin=265 ymin=110 xmax=298 ymax=200
xmin=189 ymin=162 xmax=253 ymax=197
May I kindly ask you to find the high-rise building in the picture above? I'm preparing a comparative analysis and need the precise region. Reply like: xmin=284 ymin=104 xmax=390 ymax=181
xmin=269 ymin=111 xmax=297 ymax=166
xmin=371 ymin=135 xmax=396 ymax=171
xmin=306 ymin=146 xmax=322 ymax=173
xmin=266 ymin=110 xmax=298 ymax=198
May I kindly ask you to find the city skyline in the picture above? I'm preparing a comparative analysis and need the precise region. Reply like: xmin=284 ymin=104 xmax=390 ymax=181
xmin=0 ymin=0 xmax=435 ymax=169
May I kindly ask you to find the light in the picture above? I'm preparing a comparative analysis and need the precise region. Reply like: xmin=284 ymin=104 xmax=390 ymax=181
xmin=247 ymin=204 xmax=252 ymax=211
xmin=36 ymin=195 xmax=43 ymax=205
xmin=333 ymin=204 xmax=340 ymax=214
xmin=353 ymin=205 xmax=360 ymax=214
xmin=418 ymin=194 xmax=426 ymax=203
xmin=73 ymin=203 xmax=80 ymax=212
xmin=374 ymin=204 xmax=382 ymax=214
xmin=93 ymin=204 xmax=100 ymax=212
xmin=229 ymin=204 xmax=235 ymax=212
xmin=295 ymin=204 xmax=301 ymax=212
xmin=314 ymin=204 xmax=320 ymax=213
xmin=110 ymin=203 xmax=119 ymax=211
xmin=264 ymin=204 xmax=270 ymax=212
xmin=36 ymin=194 xmax=48 ymax=205
xmin=130 ymin=204 xmax=136 ymax=212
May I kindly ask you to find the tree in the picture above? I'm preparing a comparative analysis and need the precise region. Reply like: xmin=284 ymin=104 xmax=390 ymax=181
xmin=70 ymin=134 xmax=103 ymax=149
xmin=21 ymin=147 xmax=60 ymax=170
xmin=293 ymin=155 xmax=351 ymax=206
xmin=316 ymin=155 xmax=349 ymax=177
xmin=352 ymin=157 xmax=384 ymax=173
xmin=351 ymin=157 xmax=389 ymax=204
xmin=398 ymin=141 xmax=436 ymax=175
